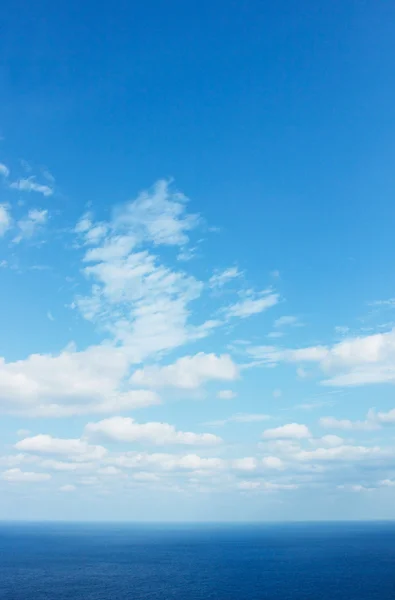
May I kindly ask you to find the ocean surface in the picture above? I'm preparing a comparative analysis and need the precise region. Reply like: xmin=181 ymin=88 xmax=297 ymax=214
xmin=0 ymin=522 xmax=394 ymax=599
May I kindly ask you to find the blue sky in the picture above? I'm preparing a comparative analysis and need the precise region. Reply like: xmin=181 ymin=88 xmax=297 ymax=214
xmin=1 ymin=0 xmax=395 ymax=521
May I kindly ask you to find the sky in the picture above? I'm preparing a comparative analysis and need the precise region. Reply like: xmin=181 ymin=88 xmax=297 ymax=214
xmin=1 ymin=0 xmax=395 ymax=521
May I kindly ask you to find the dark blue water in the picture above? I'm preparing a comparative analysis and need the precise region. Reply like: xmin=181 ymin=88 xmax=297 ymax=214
xmin=0 ymin=522 xmax=394 ymax=599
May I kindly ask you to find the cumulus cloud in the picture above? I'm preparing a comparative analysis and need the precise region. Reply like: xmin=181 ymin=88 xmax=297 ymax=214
xmin=262 ymin=423 xmax=311 ymax=440
xmin=85 ymin=416 xmax=222 ymax=446
xmin=248 ymin=328 xmax=395 ymax=387
xmin=232 ymin=457 xmax=257 ymax=471
xmin=112 ymin=451 xmax=224 ymax=472
xmin=0 ymin=344 xmax=159 ymax=416
xmin=15 ymin=435 xmax=107 ymax=461
xmin=320 ymin=407 xmax=395 ymax=431
xmin=131 ymin=353 xmax=238 ymax=389
xmin=2 ymin=468 xmax=50 ymax=483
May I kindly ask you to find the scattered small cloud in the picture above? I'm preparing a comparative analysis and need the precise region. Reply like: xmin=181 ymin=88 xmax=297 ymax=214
xmin=10 ymin=177 xmax=53 ymax=197
xmin=131 ymin=353 xmax=238 ymax=390
xmin=209 ymin=266 xmax=242 ymax=289
xmin=0 ymin=163 xmax=10 ymax=178
xmin=262 ymin=423 xmax=311 ymax=440
xmin=274 ymin=315 xmax=301 ymax=328
xmin=224 ymin=290 xmax=279 ymax=319
xmin=0 ymin=204 xmax=12 ymax=236
xmin=59 ymin=484 xmax=76 ymax=492
xmin=2 ymin=468 xmax=51 ymax=483
xmin=13 ymin=209 xmax=48 ymax=243
xmin=217 ymin=390 xmax=237 ymax=400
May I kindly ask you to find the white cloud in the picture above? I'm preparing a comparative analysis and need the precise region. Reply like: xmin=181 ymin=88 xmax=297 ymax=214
xmin=248 ymin=328 xmax=395 ymax=387
xmin=16 ymin=429 xmax=30 ymax=437
xmin=0 ymin=204 xmax=11 ymax=236
xmin=262 ymin=456 xmax=284 ymax=469
xmin=85 ymin=416 xmax=222 ymax=446
xmin=295 ymin=444 xmax=387 ymax=463
xmin=131 ymin=353 xmax=238 ymax=389
xmin=262 ymin=423 xmax=311 ymax=440
xmin=0 ymin=344 xmax=159 ymax=416
xmin=0 ymin=163 xmax=9 ymax=178
xmin=224 ymin=291 xmax=279 ymax=319
xmin=209 ymin=267 xmax=242 ymax=288
xmin=73 ymin=182 xmax=213 ymax=365
xmin=267 ymin=331 xmax=284 ymax=339
xmin=318 ymin=435 xmax=344 ymax=447
xmin=274 ymin=316 xmax=300 ymax=328
xmin=379 ymin=479 xmax=395 ymax=487
xmin=112 ymin=451 xmax=224 ymax=472
xmin=319 ymin=414 xmax=378 ymax=431
xmin=237 ymin=480 xmax=260 ymax=490
xmin=13 ymin=209 xmax=48 ymax=243
xmin=319 ymin=407 xmax=395 ymax=432
xmin=273 ymin=388 xmax=282 ymax=398
xmin=15 ymin=435 xmax=107 ymax=461
xmin=217 ymin=390 xmax=237 ymax=400
xmin=2 ymin=468 xmax=50 ymax=483
xmin=59 ymin=484 xmax=76 ymax=492
xmin=9 ymin=177 xmax=53 ymax=196
xmin=206 ymin=413 xmax=270 ymax=427
xmin=47 ymin=311 xmax=55 ymax=321
xmin=232 ymin=457 xmax=257 ymax=471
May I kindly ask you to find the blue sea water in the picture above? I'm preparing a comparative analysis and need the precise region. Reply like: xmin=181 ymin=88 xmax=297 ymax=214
xmin=0 ymin=522 xmax=394 ymax=599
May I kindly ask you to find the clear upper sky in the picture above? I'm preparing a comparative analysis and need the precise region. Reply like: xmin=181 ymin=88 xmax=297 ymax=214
xmin=1 ymin=0 xmax=395 ymax=521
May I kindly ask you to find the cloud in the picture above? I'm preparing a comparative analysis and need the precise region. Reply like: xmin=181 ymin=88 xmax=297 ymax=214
xmin=2 ymin=468 xmax=50 ymax=483
xmin=59 ymin=484 xmax=76 ymax=492
xmin=131 ymin=353 xmax=238 ymax=389
xmin=319 ymin=414 xmax=378 ymax=431
xmin=232 ymin=457 xmax=257 ymax=471
xmin=85 ymin=416 xmax=222 ymax=446
xmin=217 ymin=390 xmax=237 ymax=400
xmin=274 ymin=316 xmax=300 ymax=328
xmin=73 ymin=182 xmax=217 ymax=364
xmin=10 ymin=177 xmax=53 ymax=196
xmin=320 ymin=407 xmax=395 ymax=431
xmin=295 ymin=444 xmax=388 ymax=463
xmin=209 ymin=267 xmax=242 ymax=289
xmin=237 ymin=481 xmax=260 ymax=490
xmin=13 ymin=209 xmax=48 ymax=243
xmin=248 ymin=328 xmax=395 ymax=387
xmin=0 ymin=163 xmax=9 ymax=178
xmin=262 ymin=456 xmax=284 ymax=469
xmin=262 ymin=423 xmax=311 ymax=440
xmin=224 ymin=291 xmax=279 ymax=319
xmin=0 ymin=344 xmax=160 ymax=416
xmin=318 ymin=435 xmax=344 ymax=447
xmin=15 ymin=435 xmax=107 ymax=460
xmin=206 ymin=413 xmax=270 ymax=427
xmin=112 ymin=451 xmax=224 ymax=472
xmin=0 ymin=204 xmax=12 ymax=236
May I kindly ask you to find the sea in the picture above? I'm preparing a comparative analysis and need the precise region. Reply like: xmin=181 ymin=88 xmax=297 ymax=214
xmin=0 ymin=522 xmax=394 ymax=599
